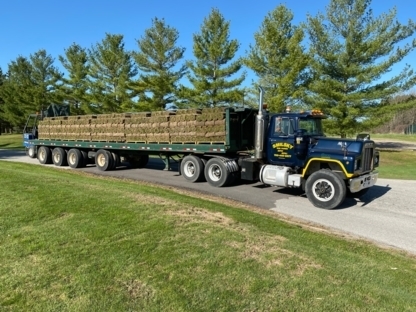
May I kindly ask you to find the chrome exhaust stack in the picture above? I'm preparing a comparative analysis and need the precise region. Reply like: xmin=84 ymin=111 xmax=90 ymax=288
xmin=254 ymin=86 xmax=268 ymax=159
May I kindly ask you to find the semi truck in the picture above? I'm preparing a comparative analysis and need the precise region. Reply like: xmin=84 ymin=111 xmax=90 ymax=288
xmin=23 ymin=88 xmax=379 ymax=209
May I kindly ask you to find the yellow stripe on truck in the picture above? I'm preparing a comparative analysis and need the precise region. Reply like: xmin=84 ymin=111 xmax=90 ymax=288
xmin=301 ymin=158 xmax=354 ymax=178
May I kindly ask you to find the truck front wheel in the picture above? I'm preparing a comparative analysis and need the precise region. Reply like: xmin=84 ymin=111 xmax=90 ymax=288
xmin=181 ymin=155 xmax=204 ymax=182
xmin=204 ymin=158 xmax=232 ymax=187
xmin=305 ymin=169 xmax=346 ymax=209
xmin=37 ymin=146 xmax=52 ymax=164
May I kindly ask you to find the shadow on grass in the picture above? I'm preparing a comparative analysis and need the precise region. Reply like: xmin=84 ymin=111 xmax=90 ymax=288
xmin=0 ymin=144 xmax=25 ymax=150
xmin=0 ymin=149 xmax=26 ymax=159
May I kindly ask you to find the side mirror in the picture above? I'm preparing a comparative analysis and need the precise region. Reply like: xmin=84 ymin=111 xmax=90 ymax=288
xmin=356 ymin=133 xmax=370 ymax=141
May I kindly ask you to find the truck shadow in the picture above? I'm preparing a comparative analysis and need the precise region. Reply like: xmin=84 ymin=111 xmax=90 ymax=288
xmin=265 ymin=184 xmax=392 ymax=210
xmin=337 ymin=184 xmax=392 ymax=210
xmin=335 ymin=184 xmax=391 ymax=210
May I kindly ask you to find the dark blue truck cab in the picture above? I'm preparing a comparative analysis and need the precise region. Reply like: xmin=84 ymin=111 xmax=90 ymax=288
xmin=251 ymin=99 xmax=379 ymax=209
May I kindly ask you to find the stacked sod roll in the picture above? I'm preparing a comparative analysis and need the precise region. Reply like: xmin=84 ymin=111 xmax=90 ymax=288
xmin=38 ymin=107 xmax=227 ymax=144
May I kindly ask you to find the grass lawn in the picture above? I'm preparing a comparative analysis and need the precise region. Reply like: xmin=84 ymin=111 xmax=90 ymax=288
xmin=378 ymin=150 xmax=416 ymax=180
xmin=371 ymin=133 xmax=416 ymax=143
xmin=0 ymin=134 xmax=24 ymax=150
xmin=1 ymin=161 xmax=416 ymax=311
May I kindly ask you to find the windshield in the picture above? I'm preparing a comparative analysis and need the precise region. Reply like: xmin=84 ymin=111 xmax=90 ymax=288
xmin=298 ymin=117 xmax=324 ymax=136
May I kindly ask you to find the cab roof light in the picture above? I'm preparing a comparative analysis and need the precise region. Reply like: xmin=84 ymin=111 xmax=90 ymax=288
xmin=311 ymin=109 xmax=324 ymax=115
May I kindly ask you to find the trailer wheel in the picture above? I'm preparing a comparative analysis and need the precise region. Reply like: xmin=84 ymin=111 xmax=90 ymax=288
xmin=181 ymin=155 xmax=204 ymax=182
xmin=67 ymin=149 xmax=83 ymax=169
xmin=37 ymin=146 xmax=52 ymax=164
xmin=305 ymin=169 xmax=346 ymax=209
xmin=52 ymin=147 xmax=68 ymax=166
xmin=27 ymin=146 xmax=36 ymax=158
xmin=111 ymin=152 xmax=121 ymax=169
xmin=95 ymin=149 xmax=114 ymax=171
xmin=204 ymin=158 xmax=232 ymax=187
xmin=80 ymin=150 xmax=88 ymax=167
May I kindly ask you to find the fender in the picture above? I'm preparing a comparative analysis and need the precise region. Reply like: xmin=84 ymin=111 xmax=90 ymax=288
xmin=301 ymin=158 xmax=354 ymax=178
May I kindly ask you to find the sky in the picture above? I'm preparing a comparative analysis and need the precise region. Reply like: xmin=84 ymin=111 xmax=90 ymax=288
xmin=1 ymin=0 xmax=415 ymax=87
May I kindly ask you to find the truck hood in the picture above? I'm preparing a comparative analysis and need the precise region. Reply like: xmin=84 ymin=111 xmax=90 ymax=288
xmin=309 ymin=137 xmax=373 ymax=155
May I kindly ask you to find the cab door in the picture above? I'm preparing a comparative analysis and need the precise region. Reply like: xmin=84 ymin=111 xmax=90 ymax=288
xmin=267 ymin=116 xmax=296 ymax=166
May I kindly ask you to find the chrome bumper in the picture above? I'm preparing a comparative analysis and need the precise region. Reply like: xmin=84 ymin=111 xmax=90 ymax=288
xmin=349 ymin=171 xmax=378 ymax=193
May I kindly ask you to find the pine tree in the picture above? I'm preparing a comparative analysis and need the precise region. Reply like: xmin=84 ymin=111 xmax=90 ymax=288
xmin=306 ymin=0 xmax=416 ymax=137
xmin=132 ymin=18 xmax=187 ymax=111
xmin=88 ymin=34 xmax=138 ymax=113
xmin=245 ymin=5 xmax=310 ymax=113
xmin=58 ymin=43 xmax=90 ymax=115
xmin=179 ymin=8 xmax=245 ymax=107
xmin=0 ymin=51 xmax=62 ymax=126
xmin=30 ymin=50 xmax=63 ymax=112
xmin=0 ymin=67 xmax=5 ymax=134
xmin=0 ymin=57 xmax=33 ymax=126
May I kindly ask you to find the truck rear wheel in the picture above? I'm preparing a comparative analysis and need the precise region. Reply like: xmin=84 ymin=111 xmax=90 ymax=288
xmin=52 ymin=147 xmax=68 ymax=166
xmin=37 ymin=146 xmax=52 ymax=164
xmin=204 ymin=158 xmax=232 ymax=187
xmin=67 ymin=149 xmax=84 ymax=169
xmin=95 ymin=149 xmax=114 ymax=171
xmin=305 ymin=169 xmax=346 ymax=209
xmin=181 ymin=155 xmax=204 ymax=182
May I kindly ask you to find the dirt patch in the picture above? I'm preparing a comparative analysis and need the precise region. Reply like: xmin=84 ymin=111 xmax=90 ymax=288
xmin=120 ymin=279 xmax=155 ymax=300
xmin=166 ymin=207 xmax=322 ymax=273
xmin=168 ymin=207 xmax=235 ymax=226
xmin=129 ymin=193 xmax=179 ymax=207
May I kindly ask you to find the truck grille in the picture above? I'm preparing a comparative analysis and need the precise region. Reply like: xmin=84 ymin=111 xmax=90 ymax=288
xmin=361 ymin=143 xmax=374 ymax=172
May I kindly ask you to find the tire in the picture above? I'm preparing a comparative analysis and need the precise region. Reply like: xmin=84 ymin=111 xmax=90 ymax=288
xmin=67 ymin=149 xmax=83 ymax=169
xmin=347 ymin=187 xmax=369 ymax=198
xmin=181 ymin=155 xmax=204 ymax=182
xmin=27 ymin=146 xmax=36 ymax=158
xmin=52 ymin=147 xmax=68 ymax=166
xmin=80 ymin=150 xmax=88 ymax=167
xmin=95 ymin=149 xmax=114 ymax=171
xmin=305 ymin=169 xmax=347 ymax=209
xmin=37 ymin=146 xmax=52 ymax=164
xmin=111 ymin=152 xmax=121 ymax=169
xmin=204 ymin=158 xmax=232 ymax=187
xmin=129 ymin=154 xmax=149 ymax=168
xmin=229 ymin=171 xmax=240 ymax=185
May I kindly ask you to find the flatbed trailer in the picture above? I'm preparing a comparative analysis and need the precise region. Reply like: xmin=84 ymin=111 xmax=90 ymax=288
xmin=25 ymin=107 xmax=257 ymax=182
xmin=27 ymin=139 xmax=233 ymax=170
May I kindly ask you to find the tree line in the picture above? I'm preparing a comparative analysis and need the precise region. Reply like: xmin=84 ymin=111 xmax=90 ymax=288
xmin=1 ymin=0 xmax=416 ymax=137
